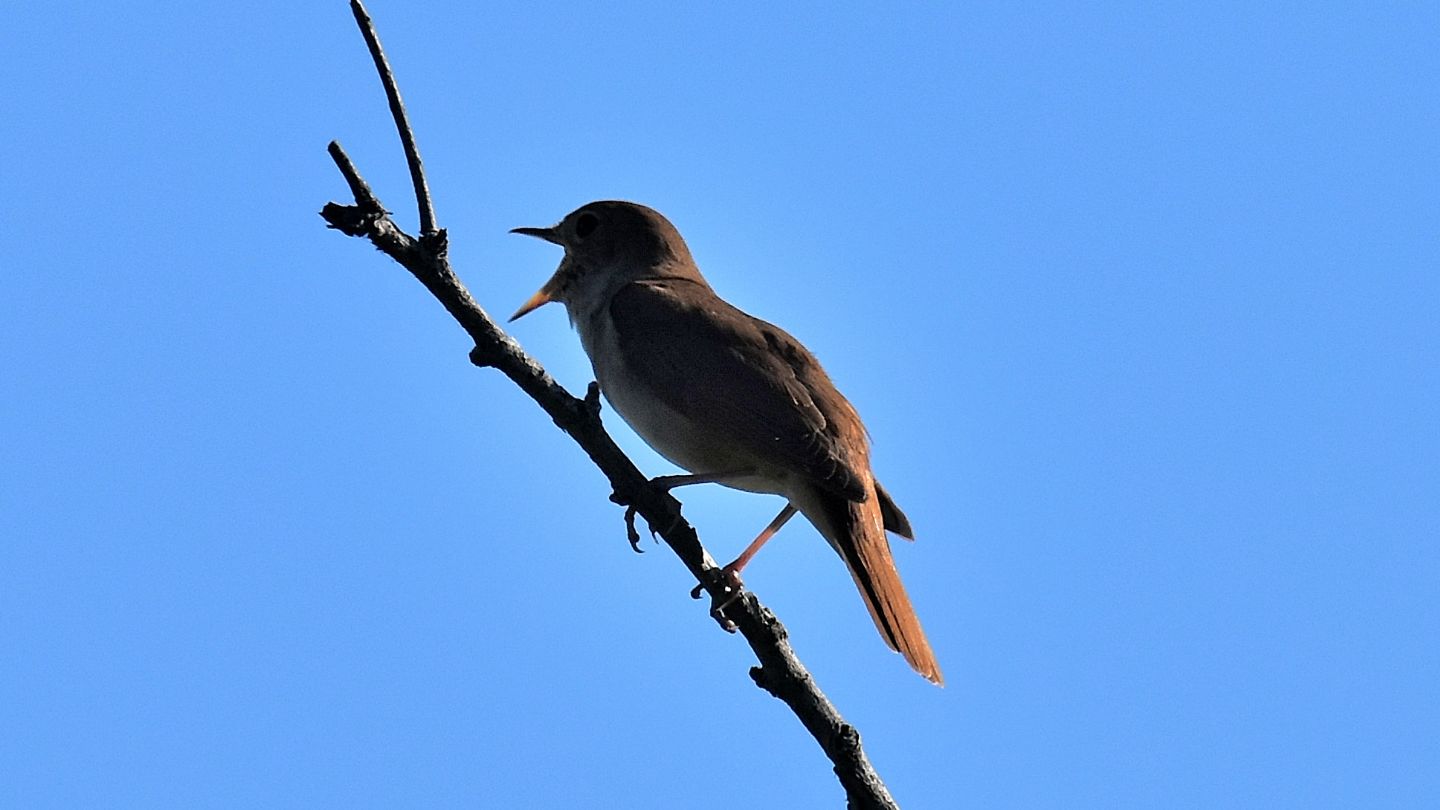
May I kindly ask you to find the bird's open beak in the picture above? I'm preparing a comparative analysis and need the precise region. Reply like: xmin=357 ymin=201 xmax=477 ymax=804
xmin=510 ymin=226 xmax=564 ymax=321
xmin=510 ymin=226 xmax=562 ymax=245
xmin=510 ymin=278 xmax=561 ymax=321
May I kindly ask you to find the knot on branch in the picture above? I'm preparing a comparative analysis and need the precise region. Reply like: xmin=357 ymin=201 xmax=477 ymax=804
xmin=420 ymin=228 xmax=449 ymax=256
xmin=547 ymin=381 xmax=603 ymax=435
xmin=583 ymin=381 xmax=602 ymax=419
xmin=320 ymin=202 xmax=386 ymax=237
xmin=750 ymin=664 xmax=779 ymax=696
xmin=469 ymin=343 xmax=500 ymax=369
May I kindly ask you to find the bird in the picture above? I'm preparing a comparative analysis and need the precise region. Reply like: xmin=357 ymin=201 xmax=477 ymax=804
xmin=509 ymin=200 xmax=942 ymax=685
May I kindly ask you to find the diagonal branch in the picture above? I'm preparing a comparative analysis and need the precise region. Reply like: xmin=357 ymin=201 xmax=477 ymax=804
xmin=320 ymin=5 xmax=901 ymax=809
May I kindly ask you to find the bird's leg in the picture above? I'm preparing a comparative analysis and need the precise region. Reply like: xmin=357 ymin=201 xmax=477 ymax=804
xmin=612 ymin=469 xmax=755 ymax=553
xmin=721 ymin=502 xmax=799 ymax=581
xmin=641 ymin=470 xmax=754 ymax=542
xmin=691 ymin=503 xmax=799 ymax=611
xmin=649 ymin=471 xmax=752 ymax=491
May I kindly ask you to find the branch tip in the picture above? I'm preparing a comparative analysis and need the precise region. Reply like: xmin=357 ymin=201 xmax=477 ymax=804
xmin=348 ymin=0 xmax=437 ymax=235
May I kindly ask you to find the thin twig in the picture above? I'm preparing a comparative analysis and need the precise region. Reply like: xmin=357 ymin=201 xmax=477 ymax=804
xmin=320 ymin=7 xmax=900 ymax=809
xmin=348 ymin=0 xmax=437 ymax=236
xmin=327 ymin=141 xmax=381 ymax=209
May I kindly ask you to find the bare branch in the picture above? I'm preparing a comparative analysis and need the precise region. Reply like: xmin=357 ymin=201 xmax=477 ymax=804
xmin=321 ymin=7 xmax=901 ymax=808
xmin=326 ymin=140 xmax=381 ymax=211
xmin=348 ymin=0 xmax=437 ymax=236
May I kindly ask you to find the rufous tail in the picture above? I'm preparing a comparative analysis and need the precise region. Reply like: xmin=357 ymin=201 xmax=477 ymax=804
xmin=806 ymin=486 xmax=943 ymax=685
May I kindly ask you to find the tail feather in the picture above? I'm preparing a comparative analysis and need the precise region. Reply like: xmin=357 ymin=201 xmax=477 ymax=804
xmin=802 ymin=485 xmax=943 ymax=685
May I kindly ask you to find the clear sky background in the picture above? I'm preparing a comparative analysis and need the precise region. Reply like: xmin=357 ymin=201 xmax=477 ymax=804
xmin=3 ymin=2 xmax=1436 ymax=807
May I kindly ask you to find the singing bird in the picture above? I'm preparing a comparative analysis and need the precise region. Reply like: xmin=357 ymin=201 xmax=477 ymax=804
xmin=510 ymin=201 xmax=942 ymax=684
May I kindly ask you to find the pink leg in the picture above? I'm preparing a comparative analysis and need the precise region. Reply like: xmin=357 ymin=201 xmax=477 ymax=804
xmin=723 ymin=503 xmax=799 ymax=576
xmin=691 ymin=503 xmax=800 ymax=616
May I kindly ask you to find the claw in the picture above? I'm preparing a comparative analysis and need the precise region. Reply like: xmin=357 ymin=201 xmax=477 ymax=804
xmin=691 ymin=566 xmax=744 ymax=632
xmin=624 ymin=504 xmax=643 ymax=553
xmin=609 ymin=490 xmax=645 ymax=554
xmin=710 ymin=605 xmax=738 ymax=633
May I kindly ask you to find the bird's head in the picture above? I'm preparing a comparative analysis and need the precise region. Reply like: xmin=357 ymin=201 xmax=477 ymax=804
xmin=510 ymin=200 xmax=703 ymax=322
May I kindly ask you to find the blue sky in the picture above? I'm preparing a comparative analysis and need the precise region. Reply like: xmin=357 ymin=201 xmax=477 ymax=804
xmin=3 ymin=2 xmax=1436 ymax=807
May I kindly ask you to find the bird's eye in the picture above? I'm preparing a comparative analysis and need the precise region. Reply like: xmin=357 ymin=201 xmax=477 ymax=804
xmin=575 ymin=212 xmax=600 ymax=239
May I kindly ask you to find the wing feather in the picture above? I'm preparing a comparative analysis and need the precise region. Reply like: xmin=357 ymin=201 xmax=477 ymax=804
xmin=609 ymin=280 xmax=868 ymax=501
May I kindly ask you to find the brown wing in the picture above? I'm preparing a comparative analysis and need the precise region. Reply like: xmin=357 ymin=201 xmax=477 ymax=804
xmin=609 ymin=279 xmax=868 ymax=502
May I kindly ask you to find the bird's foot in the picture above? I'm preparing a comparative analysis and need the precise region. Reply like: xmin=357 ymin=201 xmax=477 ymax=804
xmin=608 ymin=489 xmax=650 ymax=553
xmin=690 ymin=565 xmax=745 ymax=633
xmin=623 ymin=504 xmax=644 ymax=553
xmin=612 ymin=472 xmax=689 ymax=548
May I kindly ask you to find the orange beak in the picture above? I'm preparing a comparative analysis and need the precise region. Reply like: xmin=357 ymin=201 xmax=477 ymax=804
xmin=509 ymin=280 xmax=560 ymax=321
xmin=510 ymin=225 xmax=564 ymax=321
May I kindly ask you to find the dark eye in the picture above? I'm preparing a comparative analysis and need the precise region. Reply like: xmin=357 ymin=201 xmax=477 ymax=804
xmin=575 ymin=212 xmax=599 ymax=239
